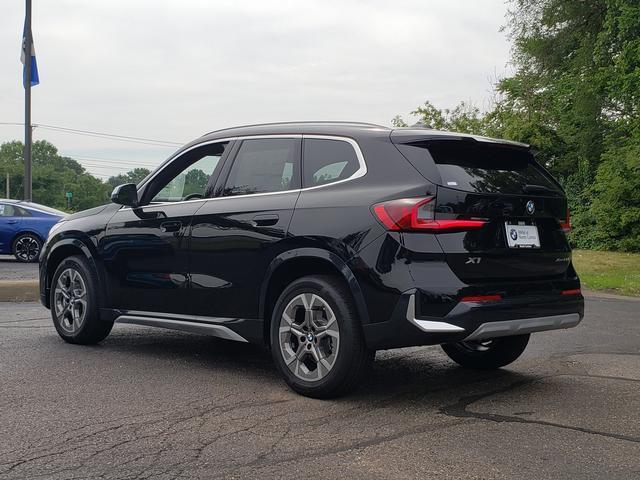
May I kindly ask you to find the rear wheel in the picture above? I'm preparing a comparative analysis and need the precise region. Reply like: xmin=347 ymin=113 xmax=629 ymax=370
xmin=441 ymin=334 xmax=530 ymax=369
xmin=13 ymin=233 xmax=41 ymax=263
xmin=270 ymin=275 xmax=373 ymax=398
xmin=50 ymin=255 xmax=113 ymax=344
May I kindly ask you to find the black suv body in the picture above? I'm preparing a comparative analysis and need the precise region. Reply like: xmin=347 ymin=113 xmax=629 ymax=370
xmin=40 ymin=122 xmax=584 ymax=397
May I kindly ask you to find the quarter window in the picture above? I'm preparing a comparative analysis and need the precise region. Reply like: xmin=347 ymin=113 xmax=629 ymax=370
xmin=223 ymin=138 xmax=300 ymax=196
xmin=303 ymin=138 xmax=360 ymax=187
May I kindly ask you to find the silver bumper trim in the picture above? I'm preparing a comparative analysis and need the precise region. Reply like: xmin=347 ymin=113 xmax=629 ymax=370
xmin=406 ymin=294 xmax=466 ymax=333
xmin=116 ymin=315 xmax=248 ymax=343
xmin=463 ymin=313 xmax=581 ymax=341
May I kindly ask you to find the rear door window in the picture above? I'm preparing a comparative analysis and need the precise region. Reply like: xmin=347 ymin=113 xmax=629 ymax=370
xmin=303 ymin=138 xmax=360 ymax=187
xmin=223 ymin=138 xmax=301 ymax=196
xmin=404 ymin=141 xmax=562 ymax=195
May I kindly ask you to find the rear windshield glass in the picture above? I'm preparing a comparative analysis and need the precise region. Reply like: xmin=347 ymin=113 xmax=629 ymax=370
xmin=413 ymin=141 xmax=562 ymax=195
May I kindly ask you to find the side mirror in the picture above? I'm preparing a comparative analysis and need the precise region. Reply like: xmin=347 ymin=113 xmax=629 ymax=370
xmin=111 ymin=183 xmax=139 ymax=207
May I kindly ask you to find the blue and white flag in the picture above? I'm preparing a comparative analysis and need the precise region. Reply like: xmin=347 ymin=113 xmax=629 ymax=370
xmin=21 ymin=20 xmax=39 ymax=87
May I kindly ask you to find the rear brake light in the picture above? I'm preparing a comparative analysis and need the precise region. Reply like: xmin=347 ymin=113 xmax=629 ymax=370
xmin=561 ymin=288 xmax=581 ymax=296
xmin=560 ymin=208 xmax=571 ymax=233
xmin=460 ymin=294 xmax=502 ymax=303
xmin=372 ymin=197 xmax=486 ymax=232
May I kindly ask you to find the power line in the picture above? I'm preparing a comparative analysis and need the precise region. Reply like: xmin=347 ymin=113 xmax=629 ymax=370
xmin=0 ymin=121 xmax=184 ymax=147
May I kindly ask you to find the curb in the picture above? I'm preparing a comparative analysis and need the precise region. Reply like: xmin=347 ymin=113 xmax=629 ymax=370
xmin=0 ymin=280 xmax=39 ymax=302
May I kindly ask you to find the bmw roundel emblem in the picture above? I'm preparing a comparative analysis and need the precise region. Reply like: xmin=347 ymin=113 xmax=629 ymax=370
xmin=510 ymin=228 xmax=518 ymax=240
xmin=526 ymin=200 xmax=535 ymax=215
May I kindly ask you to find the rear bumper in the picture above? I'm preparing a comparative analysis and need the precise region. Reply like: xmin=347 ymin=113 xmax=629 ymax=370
xmin=363 ymin=289 xmax=584 ymax=349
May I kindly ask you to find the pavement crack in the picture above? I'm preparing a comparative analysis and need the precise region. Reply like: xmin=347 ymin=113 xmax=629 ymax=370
xmin=439 ymin=378 xmax=640 ymax=444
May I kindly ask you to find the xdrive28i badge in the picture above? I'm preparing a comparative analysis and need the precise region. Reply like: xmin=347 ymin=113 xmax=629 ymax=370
xmin=526 ymin=200 xmax=535 ymax=214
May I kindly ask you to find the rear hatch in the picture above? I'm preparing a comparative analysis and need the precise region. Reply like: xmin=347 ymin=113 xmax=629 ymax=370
xmin=392 ymin=134 xmax=571 ymax=282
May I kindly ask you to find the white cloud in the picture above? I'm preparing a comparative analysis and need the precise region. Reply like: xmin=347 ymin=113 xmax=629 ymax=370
xmin=0 ymin=0 xmax=511 ymax=178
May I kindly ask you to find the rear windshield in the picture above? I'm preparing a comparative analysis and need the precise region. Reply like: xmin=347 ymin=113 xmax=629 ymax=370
xmin=409 ymin=141 xmax=562 ymax=195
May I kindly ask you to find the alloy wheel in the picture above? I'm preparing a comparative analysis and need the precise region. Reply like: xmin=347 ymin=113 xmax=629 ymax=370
xmin=278 ymin=293 xmax=340 ymax=382
xmin=54 ymin=268 xmax=88 ymax=334
xmin=15 ymin=235 xmax=40 ymax=262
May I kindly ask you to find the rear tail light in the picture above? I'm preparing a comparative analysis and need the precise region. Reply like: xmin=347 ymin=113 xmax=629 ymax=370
xmin=560 ymin=208 xmax=571 ymax=233
xmin=460 ymin=294 xmax=502 ymax=303
xmin=561 ymin=288 xmax=581 ymax=296
xmin=372 ymin=197 xmax=486 ymax=232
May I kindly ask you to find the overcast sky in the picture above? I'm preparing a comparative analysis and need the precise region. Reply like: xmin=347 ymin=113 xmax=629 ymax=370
xmin=0 ymin=0 xmax=512 ymax=179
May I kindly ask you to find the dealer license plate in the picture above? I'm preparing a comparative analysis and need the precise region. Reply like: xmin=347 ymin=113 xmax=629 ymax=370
xmin=505 ymin=223 xmax=540 ymax=248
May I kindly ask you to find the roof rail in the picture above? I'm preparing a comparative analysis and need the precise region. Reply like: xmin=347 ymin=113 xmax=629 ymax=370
xmin=201 ymin=120 xmax=387 ymax=137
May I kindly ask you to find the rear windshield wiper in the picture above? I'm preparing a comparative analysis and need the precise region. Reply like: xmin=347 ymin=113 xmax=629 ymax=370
xmin=522 ymin=184 xmax=555 ymax=194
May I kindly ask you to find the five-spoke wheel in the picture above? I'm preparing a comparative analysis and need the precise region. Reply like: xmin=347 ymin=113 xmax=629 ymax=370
xmin=50 ymin=255 xmax=113 ymax=344
xmin=278 ymin=293 xmax=340 ymax=382
xmin=271 ymin=275 xmax=373 ymax=398
xmin=54 ymin=268 xmax=88 ymax=334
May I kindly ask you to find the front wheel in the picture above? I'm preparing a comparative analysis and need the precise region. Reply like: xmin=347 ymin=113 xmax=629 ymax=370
xmin=50 ymin=255 xmax=113 ymax=344
xmin=270 ymin=275 xmax=373 ymax=398
xmin=441 ymin=334 xmax=530 ymax=370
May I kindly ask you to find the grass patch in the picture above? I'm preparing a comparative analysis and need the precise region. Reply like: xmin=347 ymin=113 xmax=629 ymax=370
xmin=572 ymin=249 xmax=640 ymax=297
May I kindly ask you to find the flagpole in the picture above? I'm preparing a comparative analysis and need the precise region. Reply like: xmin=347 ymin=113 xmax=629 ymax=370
xmin=24 ymin=0 xmax=32 ymax=202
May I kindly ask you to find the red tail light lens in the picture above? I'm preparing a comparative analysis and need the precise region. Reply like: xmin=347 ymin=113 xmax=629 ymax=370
xmin=561 ymin=288 xmax=581 ymax=296
xmin=460 ymin=294 xmax=502 ymax=303
xmin=372 ymin=197 xmax=486 ymax=232
xmin=560 ymin=208 xmax=571 ymax=233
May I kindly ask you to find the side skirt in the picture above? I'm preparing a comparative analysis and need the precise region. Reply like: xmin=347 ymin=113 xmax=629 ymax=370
xmin=114 ymin=312 xmax=250 ymax=343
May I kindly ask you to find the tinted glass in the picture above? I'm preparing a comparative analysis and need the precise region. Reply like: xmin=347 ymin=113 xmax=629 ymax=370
xmin=417 ymin=141 xmax=561 ymax=195
xmin=0 ymin=204 xmax=16 ymax=216
xmin=223 ymin=138 xmax=300 ymax=196
xmin=303 ymin=138 xmax=359 ymax=187
xmin=150 ymin=143 xmax=227 ymax=203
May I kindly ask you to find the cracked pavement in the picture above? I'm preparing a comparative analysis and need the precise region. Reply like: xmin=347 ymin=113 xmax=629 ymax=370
xmin=0 ymin=296 xmax=638 ymax=479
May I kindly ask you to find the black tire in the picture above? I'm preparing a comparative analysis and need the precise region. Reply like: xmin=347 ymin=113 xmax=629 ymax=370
xmin=12 ymin=232 xmax=42 ymax=263
xmin=441 ymin=334 xmax=530 ymax=369
xmin=270 ymin=275 xmax=374 ymax=399
xmin=50 ymin=255 xmax=113 ymax=345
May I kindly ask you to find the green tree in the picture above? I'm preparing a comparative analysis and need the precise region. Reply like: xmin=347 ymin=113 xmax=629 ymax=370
xmin=394 ymin=0 xmax=640 ymax=252
xmin=0 ymin=140 xmax=111 ymax=211
xmin=106 ymin=168 xmax=151 ymax=189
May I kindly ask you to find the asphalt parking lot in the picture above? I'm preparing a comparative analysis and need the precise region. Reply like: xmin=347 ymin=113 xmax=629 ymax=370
xmin=0 ymin=295 xmax=638 ymax=479
xmin=0 ymin=256 xmax=38 ymax=281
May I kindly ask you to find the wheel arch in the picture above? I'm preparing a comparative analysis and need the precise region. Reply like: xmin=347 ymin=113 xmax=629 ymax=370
xmin=259 ymin=248 xmax=370 ymax=345
xmin=43 ymin=237 xmax=106 ymax=309
xmin=11 ymin=229 xmax=44 ymax=248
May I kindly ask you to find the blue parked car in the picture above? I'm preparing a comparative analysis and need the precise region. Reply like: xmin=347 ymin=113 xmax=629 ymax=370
xmin=0 ymin=199 xmax=65 ymax=262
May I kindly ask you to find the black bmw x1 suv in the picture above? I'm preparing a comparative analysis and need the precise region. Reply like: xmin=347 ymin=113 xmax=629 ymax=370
xmin=40 ymin=122 xmax=584 ymax=398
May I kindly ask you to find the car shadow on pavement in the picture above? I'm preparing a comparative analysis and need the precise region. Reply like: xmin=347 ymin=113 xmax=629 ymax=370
xmin=93 ymin=326 xmax=534 ymax=403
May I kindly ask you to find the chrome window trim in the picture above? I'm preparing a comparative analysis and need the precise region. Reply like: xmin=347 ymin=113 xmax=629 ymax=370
xmin=119 ymin=134 xmax=367 ymax=211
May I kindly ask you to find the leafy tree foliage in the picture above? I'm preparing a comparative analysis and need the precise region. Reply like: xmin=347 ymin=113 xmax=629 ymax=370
xmin=395 ymin=0 xmax=640 ymax=251
xmin=0 ymin=140 xmax=111 ymax=211
xmin=106 ymin=168 xmax=151 ymax=189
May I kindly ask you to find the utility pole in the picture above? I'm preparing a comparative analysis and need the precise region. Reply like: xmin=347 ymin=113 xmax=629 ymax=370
xmin=5 ymin=173 xmax=9 ymax=199
xmin=24 ymin=0 xmax=33 ymax=202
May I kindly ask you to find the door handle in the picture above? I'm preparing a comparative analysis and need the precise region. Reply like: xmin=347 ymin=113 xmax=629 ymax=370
xmin=7 ymin=220 xmax=18 ymax=224
xmin=252 ymin=214 xmax=279 ymax=226
xmin=160 ymin=220 xmax=182 ymax=233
